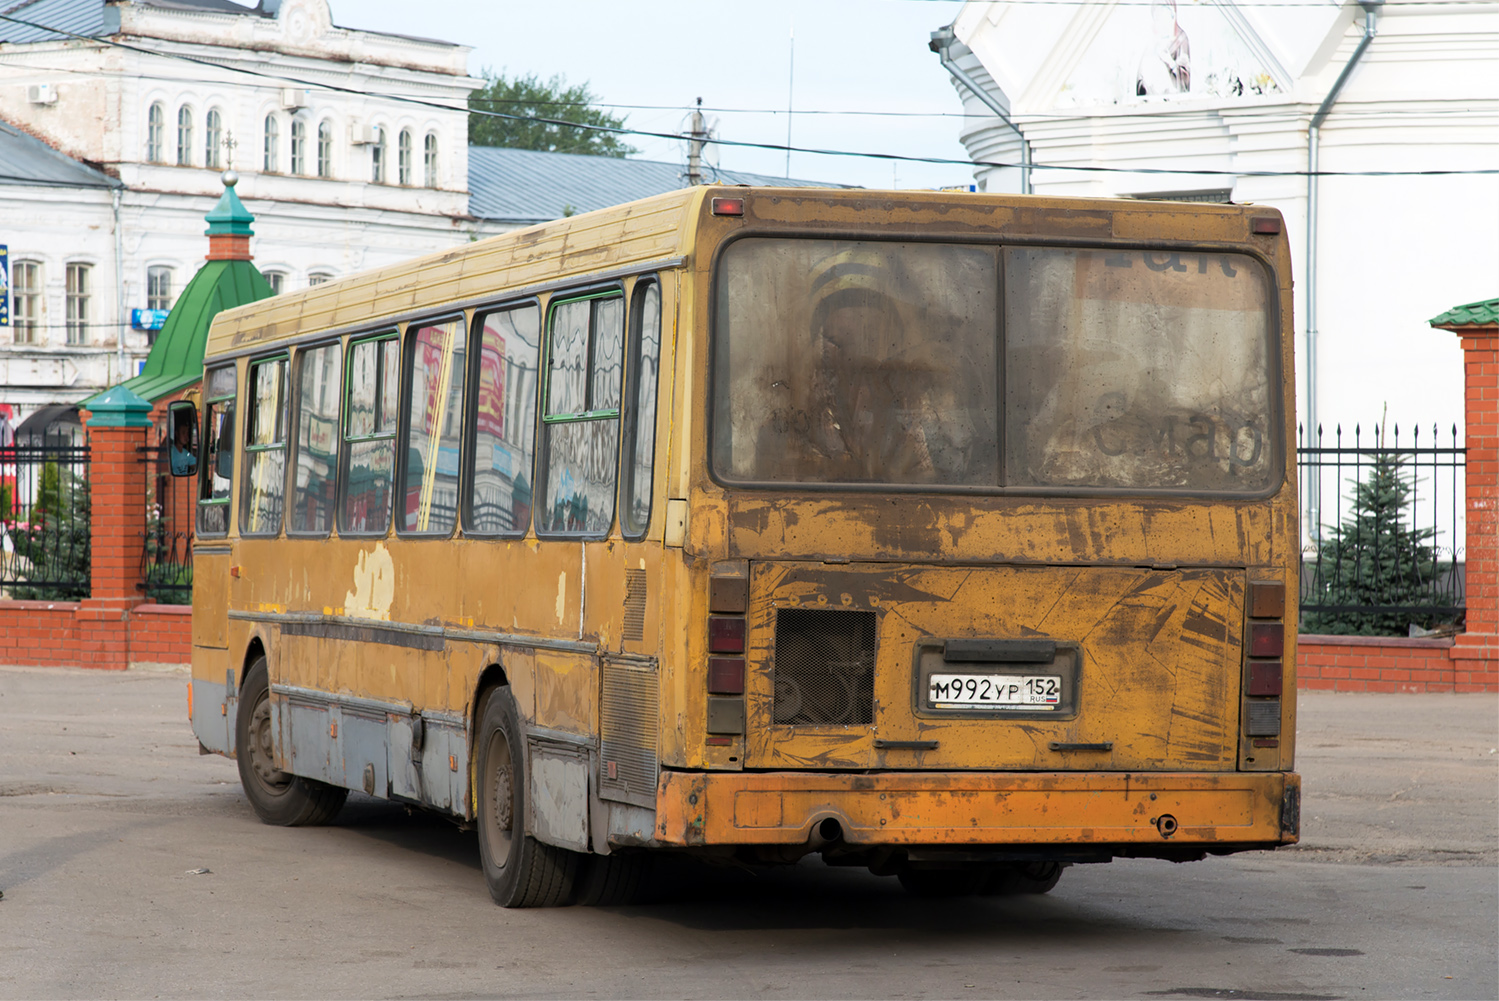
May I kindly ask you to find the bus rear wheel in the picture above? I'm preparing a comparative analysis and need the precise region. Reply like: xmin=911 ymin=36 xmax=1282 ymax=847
xmin=235 ymin=656 xmax=346 ymax=826
xmin=475 ymin=686 xmax=579 ymax=907
xmin=981 ymin=861 xmax=1066 ymax=895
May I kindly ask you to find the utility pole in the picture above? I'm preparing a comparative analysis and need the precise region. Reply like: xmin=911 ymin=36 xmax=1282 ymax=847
xmin=685 ymin=97 xmax=707 ymax=186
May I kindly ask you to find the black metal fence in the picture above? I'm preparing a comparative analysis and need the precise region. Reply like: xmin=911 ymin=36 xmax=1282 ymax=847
xmin=0 ymin=444 xmax=91 ymax=600
xmin=141 ymin=442 xmax=194 ymax=604
xmin=1298 ymin=423 xmax=1465 ymax=635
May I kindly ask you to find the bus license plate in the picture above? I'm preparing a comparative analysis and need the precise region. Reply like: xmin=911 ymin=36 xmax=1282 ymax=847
xmin=928 ymin=674 xmax=1062 ymax=709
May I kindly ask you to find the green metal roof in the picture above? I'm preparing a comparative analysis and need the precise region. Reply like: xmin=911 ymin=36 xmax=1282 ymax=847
xmin=114 ymin=259 xmax=275 ymax=403
xmin=1429 ymin=297 xmax=1499 ymax=329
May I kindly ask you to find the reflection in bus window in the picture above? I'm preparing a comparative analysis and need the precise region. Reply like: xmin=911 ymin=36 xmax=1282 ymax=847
xmin=537 ymin=293 xmax=623 ymax=536
xmin=242 ymin=356 xmax=288 ymax=535
xmin=403 ymin=318 xmax=466 ymax=534
xmin=1003 ymin=247 xmax=1273 ymax=491
xmin=341 ymin=335 xmax=398 ymax=535
xmin=468 ymin=304 xmax=540 ymax=536
xmin=713 ymin=239 xmax=999 ymax=486
xmin=291 ymin=342 xmax=342 ymax=534
xmin=197 ymin=364 xmax=237 ymax=536
xmin=620 ymin=281 xmax=661 ymax=537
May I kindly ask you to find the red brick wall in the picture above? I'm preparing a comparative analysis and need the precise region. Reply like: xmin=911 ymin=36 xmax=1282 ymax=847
xmin=0 ymin=600 xmax=191 ymax=669
xmin=1298 ymin=635 xmax=1497 ymax=693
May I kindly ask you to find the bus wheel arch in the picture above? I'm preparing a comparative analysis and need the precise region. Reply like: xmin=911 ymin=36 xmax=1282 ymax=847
xmin=234 ymin=650 xmax=347 ymax=827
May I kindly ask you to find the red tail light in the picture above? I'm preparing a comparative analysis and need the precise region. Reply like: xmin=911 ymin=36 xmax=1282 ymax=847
xmin=708 ymin=616 xmax=746 ymax=653
xmin=1249 ymin=623 xmax=1284 ymax=658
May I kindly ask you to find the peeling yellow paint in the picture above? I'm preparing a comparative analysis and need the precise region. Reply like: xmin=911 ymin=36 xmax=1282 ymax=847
xmin=555 ymin=571 xmax=567 ymax=625
xmin=344 ymin=543 xmax=395 ymax=621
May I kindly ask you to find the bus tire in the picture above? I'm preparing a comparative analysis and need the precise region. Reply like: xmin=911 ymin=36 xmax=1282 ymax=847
xmin=982 ymin=861 xmax=1065 ymax=896
xmin=476 ymin=686 xmax=579 ymax=907
xmin=575 ymin=851 xmax=649 ymax=906
xmin=235 ymin=656 xmax=347 ymax=827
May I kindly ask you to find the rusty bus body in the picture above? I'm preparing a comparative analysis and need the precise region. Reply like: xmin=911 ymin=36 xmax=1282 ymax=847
xmin=187 ymin=187 xmax=1299 ymax=905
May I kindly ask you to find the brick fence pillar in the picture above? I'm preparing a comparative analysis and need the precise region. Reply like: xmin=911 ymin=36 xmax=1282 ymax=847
xmin=1432 ymin=302 xmax=1498 ymax=667
xmin=78 ymin=386 xmax=154 ymax=668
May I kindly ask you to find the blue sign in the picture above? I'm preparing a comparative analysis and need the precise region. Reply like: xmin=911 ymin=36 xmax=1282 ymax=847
xmin=132 ymin=308 xmax=170 ymax=331
xmin=0 ymin=245 xmax=9 ymax=328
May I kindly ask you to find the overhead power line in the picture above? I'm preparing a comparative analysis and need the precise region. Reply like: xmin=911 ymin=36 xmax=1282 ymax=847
xmin=1 ymin=11 xmax=1497 ymax=179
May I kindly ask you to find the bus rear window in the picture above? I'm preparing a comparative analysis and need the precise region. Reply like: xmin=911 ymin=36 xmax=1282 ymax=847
xmin=711 ymin=238 xmax=1276 ymax=494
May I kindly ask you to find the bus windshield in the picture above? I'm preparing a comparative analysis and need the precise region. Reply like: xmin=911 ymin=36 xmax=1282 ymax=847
xmin=712 ymin=238 xmax=1276 ymax=493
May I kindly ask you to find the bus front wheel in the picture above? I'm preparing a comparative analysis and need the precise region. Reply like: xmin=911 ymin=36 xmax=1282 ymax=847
xmin=235 ymin=656 xmax=347 ymax=826
xmin=476 ymin=686 xmax=579 ymax=907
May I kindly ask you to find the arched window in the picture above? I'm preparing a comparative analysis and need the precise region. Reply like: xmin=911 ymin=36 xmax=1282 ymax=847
xmin=307 ymin=272 xmax=332 ymax=286
xmin=204 ymin=107 xmax=223 ymax=168
xmin=316 ymin=121 xmax=332 ymax=178
xmin=398 ymin=129 xmax=412 ymax=186
xmin=370 ymin=126 xmax=386 ymax=184
xmin=262 ymin=271 xmax=285 ymax=294
xmin=263 ymin=114 xmax=279 ymax=172
xmin=290 ymin=118 xmax=306 ymax=175
xmin=423 ymin=133 xmax=438 ymax=189
xmin=10 ymin=261 xmax=41 ymax=345
xmin=176 ymin=106 xmax=193 ymax=166
xmin=147 ymin=266 xmax=175 ymax=311
xmin=146 ymin=102 xmax=165 ymax=162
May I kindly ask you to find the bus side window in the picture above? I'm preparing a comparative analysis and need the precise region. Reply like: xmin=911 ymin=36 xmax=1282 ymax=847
xmin=620 ymin=280 xmax=661 ymax=539
xmin=466 ymin=303 xmax=540 ymax=536
xmin=241 ymin=355 xmax=289 ymax=537
xmin=537 ymin=291 xmax=623 ymax=536
xmin=401 ymin=317 xmax=466 ymax=535
xmin=197 ymin=364 xmax=237 ymax=537
xmin=340 ymin=334 xmax=399 ymax=535
xmin=290 ymin=341 xmax=342 ymax=535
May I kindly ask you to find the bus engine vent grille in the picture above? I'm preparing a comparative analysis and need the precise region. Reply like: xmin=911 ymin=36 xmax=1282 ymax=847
xmin=773 ymin=608 xmax=876 ymax=726
xmin=599 ymin=657 xmax=658 ymax=809
xmin=622 ymin=569 xmax=647 ymax=641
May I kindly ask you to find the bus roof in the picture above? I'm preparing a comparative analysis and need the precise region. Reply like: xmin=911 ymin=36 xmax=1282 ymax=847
xmin=203 ymin=184 xmax=715 ymax=362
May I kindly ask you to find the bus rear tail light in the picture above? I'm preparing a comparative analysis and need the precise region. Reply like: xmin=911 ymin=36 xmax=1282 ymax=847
xmin=711 ymin=196 xmax=745 ymax=216
xmin=708 ymin=616 xmax=745 ymax=653
xmin=1247 ymin=659 xmax=1283 ymax=696
xmin=706 ymin=563 xmax=749 ymax=738
xmin=1249 ymin=623 xmax=1283 ymax=658
xmin=707 ymin=657 xmax=745 ymax=695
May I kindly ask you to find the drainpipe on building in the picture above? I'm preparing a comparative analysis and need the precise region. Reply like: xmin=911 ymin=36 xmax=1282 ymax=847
xmin=930 ymin=25 xmax=1032 ymax=195
xmin=1305 ymin=0 xmax=1380 ymax=538
xmin=112 ymin=187 xmax=125 ymax=387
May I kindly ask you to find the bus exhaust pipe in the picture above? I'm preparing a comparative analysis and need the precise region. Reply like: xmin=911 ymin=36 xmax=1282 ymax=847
xmin=809 ymin=817 xmax=845 ymax=848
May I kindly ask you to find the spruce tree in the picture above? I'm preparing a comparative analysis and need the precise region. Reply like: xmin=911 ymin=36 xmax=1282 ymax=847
xmin=1302 ymin=452 xmax=1437 ymax=636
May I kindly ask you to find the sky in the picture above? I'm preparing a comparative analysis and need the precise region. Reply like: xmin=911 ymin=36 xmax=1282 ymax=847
xmin=342 ymin=0 xmax=974 ymax=191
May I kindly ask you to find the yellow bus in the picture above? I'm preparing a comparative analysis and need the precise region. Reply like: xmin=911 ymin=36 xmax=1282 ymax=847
xmin=183 ymin=186 xmax=1300 ymax=906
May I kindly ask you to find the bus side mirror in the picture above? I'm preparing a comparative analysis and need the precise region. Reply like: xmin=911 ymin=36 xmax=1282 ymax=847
xmin=167 ymin=400 xmax=199 ymax=478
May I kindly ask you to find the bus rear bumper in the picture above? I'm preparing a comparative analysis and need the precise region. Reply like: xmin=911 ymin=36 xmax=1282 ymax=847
xmin=655 ymin=770 xmax=1300 ymax=849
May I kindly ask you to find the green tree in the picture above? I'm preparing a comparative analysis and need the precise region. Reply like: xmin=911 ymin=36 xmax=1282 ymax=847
xmin=468 ymin=70 xmax=637 ymax=157
xmin=1301 ymin=453 xmax=1438 ymax=636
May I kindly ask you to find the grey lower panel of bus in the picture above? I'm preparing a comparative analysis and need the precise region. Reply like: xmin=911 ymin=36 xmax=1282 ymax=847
xmin=269 ymin=685 xmax=470 ymax=815
xmin=264 ymin=684 xmax=659 ymax=853
xmin=191 ymin=671 xmax=236 ymax=757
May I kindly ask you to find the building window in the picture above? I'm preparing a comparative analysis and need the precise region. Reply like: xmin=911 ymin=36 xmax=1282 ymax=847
xmin=316 ymin=121 xmax=332 ymax=178
xmin=307 ymin=272 xmax=332 ymax=286
xmin=176 ymin=106 xmax=193 ymax=166
xmin=11 ymin=261 xmax=41 ymax=345
xmin=147 ymin=102 xmax=165 ymax=162
xmin=262 ymin=270 xmax=284 ymax=294
xmin=146 ymin=266 xmax=174 ymax=312
xmin=65 ymin=263 xmax=91 ymax=345
xmin=398 ymin=128 xmax=412 ymax=186
xmin=371 ymin=127 xmax=386 ymax=184
xmin=205 ymin=107 xmax=223 ymax=168
xmin=290 ymin=118 xmax=305 ymax=175
xmin=263 ymin=114 xmax=279 ymax=172
xmin=423 ymin=133 xmax=438 ymax=188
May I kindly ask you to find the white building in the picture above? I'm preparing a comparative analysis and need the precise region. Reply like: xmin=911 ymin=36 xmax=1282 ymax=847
xmin=931 ymin=0 xmax=1499 ymax=445
xmin=0 ymin=0 xmax=478 ymax=415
